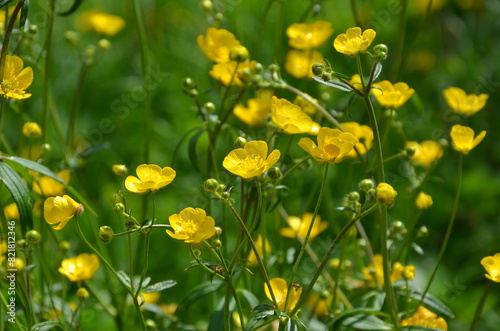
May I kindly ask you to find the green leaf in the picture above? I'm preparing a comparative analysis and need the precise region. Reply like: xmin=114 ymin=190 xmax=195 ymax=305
xmin=142 ymin=280 xmax=177 ymax=293
xmin=116 ymin=270 xmax=132 ymax=291
xmin=58 ymin=0 xmax=84 ymax=16
xmin=31 ymin=321 xmax=64 ymax=331
xmin=252 ymin=304 xmax=275 ymax=312
xmin=341 ymin=314 xmax=392 ymax=330
xmin=0 ymin=0 xmax=14 ymax=9
xmin=313 ymin=76 xmax=354 ymax=92
xmin=285 ymin=318 xmax=297 ymax=331
xmin=372 ymin=62 xmax=383 ymax=82
xmin=0 ymin=162 xmax=33 ymax=233
xmin=411 ymin=242 xmax=424 ymax=255
xmin=400 ymin=327 xmax=448 ymax=331
xmin=244 ymin=310 xmax=277 ymax=331
xmin=2 ymin=156 xmax=65 ymax=184
xmin=177 ymin=281 xmax=222 ymax=310
xmin=188 ymin=129 xmax=204 ymax=172
xmin=346 ymin=93 xmax=358 ymax=118
xmin=19 ymin=0 xmax=29 ymax=30
xmin=336 ymin=206 xmax=357 ymax=213
xmin=397 ymin=289 xmax=453 ymax=318
xmin=237 ymin=288 xmax=260 ymax=308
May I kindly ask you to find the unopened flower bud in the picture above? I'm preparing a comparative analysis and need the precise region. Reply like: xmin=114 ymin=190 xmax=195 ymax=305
xmin=112 ymin=164 xmax=128 ymax=176
xmin=373 ymin=44 xmax=389 ymax=59
xmin=214 ymin=12 xmax=224 ymax=23
xmin=77 ymin=287 xmax=90 ymax=301
xmin=348 ymin=191 xmax=360 ymax=202
xmin=402 ymin=266 xmax=416 ymax=280
xmin=214 ymin=226 xmax=223 ymax=235
xmin=212 ymin=239 xmax=222 ymax=248
xmin=376 ymin=183 xmax=397 ymax=207
xmin=40 ymin=143 xmax=51 ymax=155
xmin=416 ymin=225 xmax=428 ymax=238
xmin=64 ymin=30 xmax=80 ymax=45
xmin=84 ymin=45 xmax=97 ymax=65
xmin=145 ymin=319 xmax=157 ymax=331
xmin=201 ymin=0 xmax=213 ymax=12
xmin=114 ymin=202 xmax=126 ymax=214
xmin=320 ymin=290 xmax=330 ymax=300
xmin=59 ymin=240 xmax=71 ymax=252
xmin=99 ymin=226 xmax=114 ymax=243
xmin=234 ymin=137 xmax=248 ymax=148
xmin=267 ymin=167 xmax=282 ymax=180
xmin=97 ymin=38 xmax=111 ymax=51
xmin=229 ymin=45 xmax=249 ymax=62
xmin=14 ymin=258 xmax=25 ymax=273
xmin=312 ymin=62 xmax=325 ymax=76
xmin=26 ymin=230 xmax=41 ymax=244
xmin=204 ymin=102 xmax=216 ymax=113
xmin=359 ymin=178 xmax=375 ymax=191
xmin=390 ymin=220 xmax=407 ymax=235
xmin=183 ymin=77 xmax=196 ymax=90
xmin=268 ymin=63 xmax=280 ymax=73
xmin=16 ymin=239 xmax=27 ymax=249
xmin=22 ymin=122 xmax=42 ymax=138
xmin=203 ymin=178 xmax=219 ymax=192
xmin=187 ymin=88 xmax=198 ymax=98
xmin=220 ymin=191 xmax=230 ymax=200
xmin=215 ymin=184 xmax=226 ymax=194
xmin=75 ymin=204 xmax=85 ymax=215
xmin=415 ymin=192 xmax=433 ymax=210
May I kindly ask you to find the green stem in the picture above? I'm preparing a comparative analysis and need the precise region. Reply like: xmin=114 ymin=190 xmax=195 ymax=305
xmin=417 ymin=153 xmax=463 ymax=309
xmin=67 ymin=63 xmax=88 ymax=149
xmin=350 ymin=0 xmax=362 ymax=27
xmin=136 ymin=192 xmax=156 ymax=296
xmin=469 ymin=281 xmax=493 ymax=331
xmin=41 ymin=0 xmax=55 ymax=143
xmin=130 ymin=0 xmax=151 ymax=163
xmin=389 ymin=0 xmax=409 ymax=81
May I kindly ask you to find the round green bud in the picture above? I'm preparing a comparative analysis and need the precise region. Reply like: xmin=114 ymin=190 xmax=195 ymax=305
xmin=99 ymin=226 xmax=114 ymax=243
xmin=97 ymin=39 xmax=111 ymax=51
xmin=359 ymin=178 xmax=375 ymax=191
xmin=26 ymin=230 xmax=41 ymax=244
xmin=64 ymin=30 xmax=80 ymax=45
xmin=212 ymin=239 xmax=222 ymax=248
xmin=439 ymin=138 xmax=449 ymax=148
xmin=267 ymin=167 xmax=282 ymax=180
xmin=29 ymin=25 xmax=38 ymax=34
xmin=204 ymin=102 xmax=216 ymax=113
xmin=214 ymin=226 xmax=223 ymax=235
xmin=201 ymin=0 xmax=213 ymax=12
xmin=348 ymin=191 xmax=360 ymax=202
xmin=77 ymin=287 xmax=90 ymax=301
xmin=251 ymin=74 xmax=263 ymax=84
xmin=40 ymin=143 xmax=52 ymax=155
xmin=59 ymin=240 xmax=71 ymax=252
xmin=257 ymin=80 xmax=271 ymax=89
xmin=268 ymin=63 xmax=280 ymax=73
xmin=220 ymin=191 xmax=230 ymax=200
xmin=214 ymin=12 xmax=224 ymax=23
xmin=254 ymin=62 xmax=264 ymax=73
xmin=204 ymin=178 xmax=219 ymax=192
xmin=312 ymin=62 xmax=325 ymax=76
xmin=84 ymin=45 xmax=97 ymax=64
xmin=145 ymin=319 xmax=157 ymax=331
xmin=229 ymin=45 xmax=249 ymax=62
xmin=373 ymin=44 xmax=389 ymax=59
xmin=234 ymin=136 xmax=248 ymax=148
xmin=16 ymin=239 xmax=27 ymax=249
xmin=215 ymin=184 xmax=227 ymax=194
xmin=417 ymin=225 xmax=428 ymax=238
xmin=183 ymin=77 xmax=196 ymax=90
xmin=390 ymin=220 xmax=407 ymax=235
xmin=114 ymin=203 xmax=126 ymax=214
xmin=187 ymin=88 xmax=198 ymax=98
xmin=112 ymin=164 xmax=128 ymax=176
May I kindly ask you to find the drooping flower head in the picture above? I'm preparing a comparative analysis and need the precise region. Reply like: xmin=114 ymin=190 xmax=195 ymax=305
xmin=59 ymin=253 xmax=100 ymax=282
xmin=271 ymin=96 xmax=320 ymax=134
xmin=197 ymin=27 xmax=241 ymax=63
xmin=298 ymin=127 xmax=359 ymax=164
xmin=167 ymin=207 xmax=216 ymax=244
xmin=443 ymin=87 xmax=488 ymax=117
xmin=340 ymin=122 xmax=374 ymax=157
xmin=280 ymin=212 xmax=328 ymax=240
xmin=286 ymin=20 xmax=334 ymax=49
xmin=481 ymin=253 xmax=500 ymax=282
xmin=371 ymin=80 xmax=414 ymax=109
xmin=0 ymin=55 xmax=33 ymax=100
xmin=334 ymin=27 xmax=376 ymax=56
xmin=285 ymin=49 xmax=324 ymax=78
xmin=125 ymin=164 xmax=176 ymax=194
xmin=234 ymin=90 xmax=273 ymax=126
xmin=449 ymin=125 xmax=486 ymax=154
xmin=405 ymin=140 xmax=443 ymax=167
xmin=223 ymin=140 xmax=280 ymax=179
xmin=76 ymin=9 xmax=125 ymax=36
xmin=44 ymin=195 xmax=83 ymax=230
xmin=401 ymin=306 xmax=448 ymax=330
xmin=209 ymin=60 xmax=256 ymax=86
xmin=264 ymin=278 xmax=302 ymax=313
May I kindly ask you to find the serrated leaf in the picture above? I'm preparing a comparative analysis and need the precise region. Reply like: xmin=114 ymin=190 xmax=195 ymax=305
xmin=312 ymin=76 xmax=353 ymax=92
xmin=142 ymin=280 xmax=177 ymax=293
xmin=0 ymin=162 xmax=33 ymax=233
xmin=0 ymin=0 xmax=13 ymax=9
xmin=58 ymin=0 xmax=83 ymax=16
xmin=19 ymin=0 xmax=29 ymax=30
xmin=177 ymin=281 xmax=222 ymax=310
xmin=188 ymin=129 xmax=204 ymax=172
xmin=372 ymin=62 xmax=383 ymax=81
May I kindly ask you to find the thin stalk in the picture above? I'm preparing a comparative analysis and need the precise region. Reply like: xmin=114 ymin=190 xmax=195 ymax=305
xmin=389 ymin=0 xmax=409 ymax=81
xmin=41 ymin=0 xmax=55 ymax=143
xmin=136 ymin=192 xmax=156 ymax=296
xmin=469 ymin=281 xmax=493 ymax=331
xmin=350 ymin=0 xmax=362 ymax=27
xmin=417 ymin=153 xmax=463 ymax=309
xmin=67 ymin=64 xmax=88 ymax=149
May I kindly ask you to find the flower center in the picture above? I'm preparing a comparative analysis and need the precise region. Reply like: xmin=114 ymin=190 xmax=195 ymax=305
xmin=1 ymin=79 xmax=13 ymax=92
xmin=177 ymin=220 xmax=198 ymax=236
xmin=241 ymin=154 xmax=265 ymax=172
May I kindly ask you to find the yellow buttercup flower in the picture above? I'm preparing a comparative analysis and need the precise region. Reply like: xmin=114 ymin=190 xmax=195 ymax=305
xmin=33 ymin=169 xmax=70 ymax=196
xmin=443 ymin=87 xmax=488 ymax=117
xmin=209 ymin=60 xmax=256 ymax=86
xmin=76 ymin=9 xmax=125 ymax=36
xmin=372 ymin=80 xmax=414 ymax=109
xmin=481 ymin=253 xmax=500 ymax=282
xmin=234 ymin=90 xmax=273 ymax=126
xmin=401 ymin=306 xmax=448 ymax=330
xmin=271 ymin=96 xmax=320 ymax=135
xmin=362 ymin=254 xmax=406 ymax=287
xmin=406 ymin=140 xmax=443 ymax=167
xmin=340 ymin=121 xmax=374 ymax=157
xmin=0 ymin=240 xmax=6 ymax=263
xmin=0 ymin=55 xmax=33 ymax=100
xmin=280 ymin=212 xmax=328 ymax=240
xmin=286 ymin=20 xmax=333 ymax=49
xmin=44 ymin=195 xmax=83 ymax=230
xmin=402 ymin=265 xmax=416 ymax=281
xmin=247 ymin=234 xmax=271 ymax=266
xmin=139 ymin=292 xmax=161 ymax=307
xmin=298 ymin=127 xmax=359 ymax=164
xmin=350 ymin=74 xmax=363 ymax=91
xmin=334 ymin=27 xmax=376 ymax=56
xmin=285 ymin=49 xmax=324 ymax=79
xmin=293 ymin=94 xmax=318 ymax=115
xmin=59 ymin=253 xmax=100 ymax=282
xmin=125 ymin=164 xmax=176 ymax=194
xmin=415 ymin=192 xmax=433 ymax=210
xmin=264 ymin=278 xmax=302 ymax=313
xmin=450 ymin=125 xmax=486 ymax=154
xmin=167 ymin=207 xmax=216 ymax=244
xmin=375 ymin=183 xmax=397 ymax=207
xmin=4 ymin=203 xmax=20 ymax=220
xmin=222 ymin=140 xmax=280 ymax=179
xmin=22 ymin=122 xmax=42 ymax=138
xmin=197 ymin=27 xmax=241 ymax=63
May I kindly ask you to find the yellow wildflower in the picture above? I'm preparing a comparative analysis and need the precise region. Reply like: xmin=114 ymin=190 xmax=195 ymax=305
xmin=264 ymin=278 xmax=302 ymax=313
xmin=197 ymin=27 xmax=241 ymax=63
xmin=285 ymin=49 xmax=324 ymax=79
xmin=443 ymin=87 xmax=488 ymax=117
xmin=350 ymin=74 xmax=363 ymax=91
xmin=0 ymin=55 xmax=33 ymax=100
xmin=271 ymin=96 xmax=320 ymax=135
xmin=167 ymin=207 xmax=216 ymax=244
xmin=139 ymin=292 xmax=161 ymax=307
xmin=76 ymin=9 xmax=125 ymax=36
xmin=0 ymin=240 xmax=6 ymax=263
xmin=125 ymin=164 xmax=176 ymax=194
xmin=334 ymin=27 xmax=376 ymax=56
xmin=340 ymin=121 xmax=374 ymax=157
xmin=406 ymin=140 xmax=443 ymax=167
xmin=481 ymin=253 xmax=500 ymax=282
xmin=44 ymin=195 xmax=83 ymax=230
xmin=4 ymin=203 xmax=20 ymax=220
xmin=362 ymin=254 xmax=406 ymax=287
xmin=234 ymin=90 xmax=273 ymax=126
xmin=59 ymin=253 xmax=100 ymax=282
xmin=247 ymin=234 xmax=271 ymax=266
xmin=33 ymin=169 xmax=70 ymax=196
xmin=22 ymin=122 xmax=42 ymax=138
xmin=222 ymin=140 xmax=280 ymax=179
xmin=401 ymin=306 xmax=448 ymax=330
xmin=209 ymin=60 xmax=256 ymax=86
xmin=450 ymin=125 xmax=486 ymax=154
xmin=372 ymin=80 xmax=414 ymax=109
xmin=402 ymin=265 xmax=416 ymax=280
xmin=298 ymin=127 xmax=359 ymax=164
xmin=280 ymin=212 xmax=328 ymax=240
xmin=375 ymin=182 xmax=397 ymax=207
xmin=293 ymin=94 xmax=318 ymax=115
xmin=160 ymin=303 xmax=177 ymax=317
xmin=415 ymin=192 xmax=433 ymax=210
xmin=286 ymin=20 xmax=334 ymax=49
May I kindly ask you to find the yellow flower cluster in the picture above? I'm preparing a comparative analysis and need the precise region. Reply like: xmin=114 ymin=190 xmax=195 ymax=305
xmin=362 ymin=254 xmax=414 ymax=287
